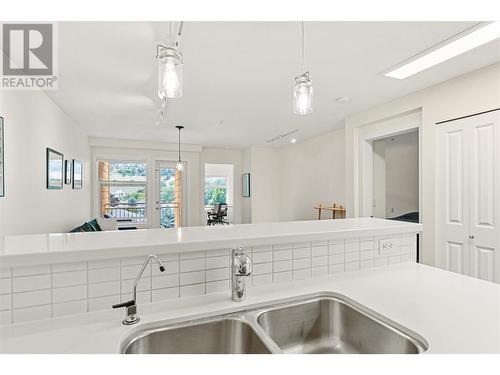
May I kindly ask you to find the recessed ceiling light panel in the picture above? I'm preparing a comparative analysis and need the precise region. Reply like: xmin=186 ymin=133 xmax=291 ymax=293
xmin=385 ymin=22 xmax=500 ymax=79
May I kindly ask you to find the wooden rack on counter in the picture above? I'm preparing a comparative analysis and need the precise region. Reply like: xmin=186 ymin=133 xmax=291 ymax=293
xmin=314 ymin=203 xmax=346 ymax=220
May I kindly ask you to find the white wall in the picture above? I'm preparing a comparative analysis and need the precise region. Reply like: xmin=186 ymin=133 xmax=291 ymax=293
xmin=384 ymin=131 xmax=419 ymax=218
xmin=200 ymin=148 xmax=243 ymax=224
xmin=372 ymin=140 xmax=386 ymax=219
xmin=241 ymin=148 xmax=252 ymax=224
xmin=345 ymin=62 xmax=500 ymax=266
xmin=0 ymin=90 xmax=91 ymax=235
xmin=249 ymin=147 xmax=281 ymax=223
xmin=278 ymin=128 xmax=346 ymax=221
xmin=90 ymin=139 xmax=202 ymax=227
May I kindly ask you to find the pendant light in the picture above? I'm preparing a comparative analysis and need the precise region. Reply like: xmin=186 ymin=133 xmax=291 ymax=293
xmin=157 ymin=22 xmax=184 ymax=100
xmin=293 ymin=21 xmax=313 ymax=115
xmin=176 ymin=125 xmax=184 ymax=172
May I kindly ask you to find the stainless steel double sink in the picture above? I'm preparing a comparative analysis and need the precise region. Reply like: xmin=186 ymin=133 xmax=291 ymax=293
xmin=120 ymin=293 xmax=428 ymax=354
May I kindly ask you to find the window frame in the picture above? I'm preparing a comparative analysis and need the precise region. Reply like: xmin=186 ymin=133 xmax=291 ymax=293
xmin=96 ymin=159 xmax=148 ymax=224
xmin=204 ymin=175 xmax=229 ymax=207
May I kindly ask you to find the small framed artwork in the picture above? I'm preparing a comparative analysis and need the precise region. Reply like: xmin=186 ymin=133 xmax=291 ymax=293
xmin=64 ymin=160 xmax=72 ymax=185
xmin=46 ymin=148 xmax=64 ymax=189
xmin=0 ymin=117 xmax=4 ymax=197
xmin=72 ymin=159 xmax=83 ymax=190
xmin=242 ymin=173 xmax=250 ymax=197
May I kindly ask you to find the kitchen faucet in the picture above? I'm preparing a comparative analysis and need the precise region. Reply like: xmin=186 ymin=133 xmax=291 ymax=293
xmin=112 ymin=254 xmax=165 ymax=325
xmin=231 ymin=248 xmax=252 ymax=302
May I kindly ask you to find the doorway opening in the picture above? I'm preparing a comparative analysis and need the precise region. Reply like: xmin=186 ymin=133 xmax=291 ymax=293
xmin=372 ymin=131 xmax=419 ymax=221
xmin=204 ymin=163 xmax=234 ymax=225
xmin=155 ymin=160 xmax=186 ymax=228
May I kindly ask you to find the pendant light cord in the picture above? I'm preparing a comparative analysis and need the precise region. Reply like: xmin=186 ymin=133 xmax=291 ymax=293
xmin=178 ymin=127 xmax=181 ymax=162
xmin=301 ymin=21 xmax=305 ymax=72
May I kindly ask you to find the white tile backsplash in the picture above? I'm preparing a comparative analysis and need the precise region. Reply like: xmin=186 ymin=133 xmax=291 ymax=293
xmin=0 ymin=293 xmax=12 ymax=310
xmin=121 ymin=264 xmax=151 ymax=280
xmin=274 ymin=249 xmax=292 ymax=261
xmin=312 ymin=266 xmax=328 ymax=277
xmin=0 ymin=278 xmax=12 ymax=294
xmin=0 ymin=268 xmax=12 ymax=279
xmin=88 ymin=281 xmax=120 ymax=299
xmin=87 ymin=259 xmax=120 ymax=270
xmin=180 ymin=270 xmax=205 ymax=286
xmin=205 ymin=268 xmax=229 ymax=282
xmin=12 ymin=265 xmax=50 ymax=277
xmin=152 ymin=274 xmax=179 ymax=290
xmin=53 ymin=300 xmax=87 ymax=317
xmin=206 ymin=279 xmax=230 ymax=294
xmin=274 ymin=271 xmax=293 ymax=283
xmin=311 ymin=245 xmax=328 ymax=257
xmin=152 ymin=287 xmax=179 ymax=302
xmin=205 ymin=255 xmax=229 ymax=269
xmin=180 ymin=283 xmax=205 ymax=298
xmin=292 ymin=268 xmax=310 ymax=280
xmin=293 ymin=247 xmax=311 ymax=259
xmin=293 ymin=257 xmax=311 ymax=270
xmin=121 ymin=278 xmax=150 ymax=293
xmin=88 ymin=295 xmax=118 ymax=312
xmin=180 ymin=257 xmax=205 ymax=273
xmin=253 ymin=262 xmax=273 ymax=275
xmin=0 ymin=310 xmax=12 ymax=325
xmin=311 ymin=255 xmax=328 ymax=267
xmin=88 ymin=267 xmax=120 ymax=283
xmin=52 ymin=270 xmax=86 ymax=288
xmin=13 ymin=305 xmax=51 ymax=323
xmin=51 ymin=262 xmax=86 ymax=273
xmin=252 ymin=273 xmax=273 ymax=286
xmin=13 ymin=289 xmax=51 ymax=309
xmin=274 ymin=260 xmax=292 ymax=273
xmin=252 ymin=251 xmax=273 ymax=264
xmin=0 ymin=232 xmax=417 ymax=325
xmin=52 ymin=284 xmax=86 ymax=303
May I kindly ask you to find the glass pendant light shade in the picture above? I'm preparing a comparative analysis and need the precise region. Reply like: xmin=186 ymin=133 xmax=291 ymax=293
xmin=158 ymin=46 xmax=183 ymax=99
xmin=293 ymin=72 xmax=313 ymax=115
xmin=176 ymin=161 xmax=184 ymax=172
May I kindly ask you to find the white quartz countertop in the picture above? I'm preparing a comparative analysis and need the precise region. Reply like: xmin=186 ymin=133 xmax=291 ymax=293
xmin=0 ymin=263 xmax=498 ymax=354
xmin=0 ymin=218 xmax=422 ymax=267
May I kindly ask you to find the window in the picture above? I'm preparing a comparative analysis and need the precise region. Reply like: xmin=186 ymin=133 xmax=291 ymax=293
xmin=98 ymin=161 xmax=147 ymax=222
xmin=204 ymin=176 xmax=228 ymax=206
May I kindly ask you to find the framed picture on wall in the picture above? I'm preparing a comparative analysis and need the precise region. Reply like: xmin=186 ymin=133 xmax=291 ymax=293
xmin=64 ymin=160 xmax=72 ymax=185
xmin=72 ymin=159 xmax=83 ymax=189
xmin=242 ymin=173 xmax=250 ymax=197
xmin=46 ymin=148 xmax=64 ymax=189
xmin=0 ymin=117 xmax=4 ymax=197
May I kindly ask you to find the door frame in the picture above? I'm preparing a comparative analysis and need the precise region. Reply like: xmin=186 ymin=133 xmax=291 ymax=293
xmin=357 ymin=110 xmax=422 ymax=262
xmin=154 ymin=160 xmax=188 ymax=228
xmin=358 ymin=112 xmax=422 ymax=218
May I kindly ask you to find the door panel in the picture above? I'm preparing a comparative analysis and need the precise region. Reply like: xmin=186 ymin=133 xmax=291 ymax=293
xmin=438 ymin=124 xmax=469 ymax=272
xmin=469 ymin=113 xmax=500 ymax=282
xmin=470 ymin=245 xmax=494 ymax=282
xmin=438 ymin=110 xmax=500 ymax=283
xmin=445 ymin=241 xmax=468 ymax=275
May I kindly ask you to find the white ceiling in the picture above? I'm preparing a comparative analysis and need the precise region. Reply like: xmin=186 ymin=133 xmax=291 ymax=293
xmin=46 ymin=21 xmax=500 ymax=148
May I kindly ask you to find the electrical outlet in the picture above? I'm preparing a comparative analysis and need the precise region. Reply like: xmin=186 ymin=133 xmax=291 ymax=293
xmin=379 ymin=239 xmax=394 ymax=255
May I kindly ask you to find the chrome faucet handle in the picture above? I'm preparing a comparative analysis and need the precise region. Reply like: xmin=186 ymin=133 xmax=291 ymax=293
xmin=112 ymin=300 xmax=139 ymax=325
xmin=232 ymin=248 xmax=252 ymax=275
xmin=231 ymin=248 xmax=252 ymax=302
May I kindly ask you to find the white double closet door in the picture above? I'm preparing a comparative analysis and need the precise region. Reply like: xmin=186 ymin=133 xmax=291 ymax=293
xmin=438 ymin=110 xmax=500 ymax=283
